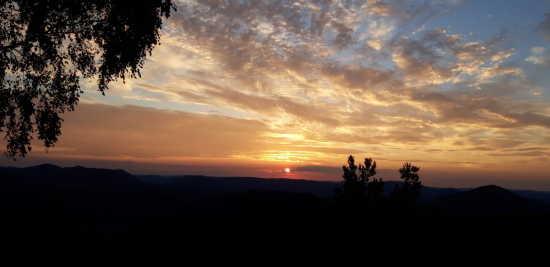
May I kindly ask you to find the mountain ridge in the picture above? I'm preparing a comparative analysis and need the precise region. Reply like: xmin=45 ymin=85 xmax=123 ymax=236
xmin=2 ymin=164 xmax=550 ymax=205
xmin=428 ymin=185 xmax=550 ymax=213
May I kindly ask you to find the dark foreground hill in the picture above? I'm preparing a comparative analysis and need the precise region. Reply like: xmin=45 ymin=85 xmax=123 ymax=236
xmin=2 ymin=164 xmax=549 ymax=221
xmin=1 ymin=164 xmax=550 ymax=263
xmin=0 ymin=164 xmax=331 ymax=233
xmin=427 ymin=185 xmax=550 ymax=213
xmin=5 ymin=164 xmax=548 ymax=204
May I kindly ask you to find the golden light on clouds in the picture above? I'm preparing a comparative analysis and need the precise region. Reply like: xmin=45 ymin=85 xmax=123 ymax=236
xmin=2 ymin=0 xmax=550 ymax=190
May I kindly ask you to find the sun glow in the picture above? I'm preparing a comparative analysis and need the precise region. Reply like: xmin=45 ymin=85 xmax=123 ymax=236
xmin=285 ymin=168 xmax=290 ymax=173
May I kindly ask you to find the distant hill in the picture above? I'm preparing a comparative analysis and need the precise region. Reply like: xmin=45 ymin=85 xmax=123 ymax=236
xmin=428 ymin=185 xmax=550 ymax=213
xmin=0 ymin=164 xmax=332 ymax=233
xmin=135 ymin=175 xmax=462 ymax=202
xmin=510 ymin=189 xmax=550 ymax=205
xmin=2 ymin=163 xmax=550 ymax=259
xmin=136 ymin=174 xmax=341 ymax=200
xmin=4 ymin=164 xmax=548 ymax=204
xmin=2 ymin=164 xmax=550 ymax=220
xmin=0 ymin=164 xmax=138 ymax=189
xmin=0 ymin=164 xmax=190 ymax=233
xmin=4 ymin=164 xmax=550 ymax=204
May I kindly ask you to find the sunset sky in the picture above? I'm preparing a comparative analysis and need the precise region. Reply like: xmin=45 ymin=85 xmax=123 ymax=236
xmin=2 ymin=0 xmax=550 ymax=190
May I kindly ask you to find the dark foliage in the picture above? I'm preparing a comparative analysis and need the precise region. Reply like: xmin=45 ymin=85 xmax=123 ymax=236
xmin=391 ymin=162 xmax=423 ymax=200
xmin=334 ymin=155 xmax=428 ymax=216
xmin=335 ymin=155 xmax=385 ymax=199
xmin=387 ymin=162 xmax=423 ymax=213
xmin=0 ymin=0 xmax=176 ymax=158
xmin=333 ymin=155 xmax=387 ymax=217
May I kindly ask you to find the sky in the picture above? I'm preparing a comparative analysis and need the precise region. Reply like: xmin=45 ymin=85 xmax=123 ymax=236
xmin=2 ymin=0 xmax=550 ymax=190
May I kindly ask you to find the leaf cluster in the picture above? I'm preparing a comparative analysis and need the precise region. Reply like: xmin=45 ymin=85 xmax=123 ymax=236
xmin=0 ymin=0 xmax=176 ymax=158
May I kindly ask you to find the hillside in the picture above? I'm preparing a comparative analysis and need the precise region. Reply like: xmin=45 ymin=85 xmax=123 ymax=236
xmin=135 ymin=174 xmax=462 ymax=202
xmin=428 ymin=185 xmax=550 ymax=213
xmin=0 ymin=164 xmax=330 ymax=234
xmin=2 ymin=164 xmax=550 ymax=263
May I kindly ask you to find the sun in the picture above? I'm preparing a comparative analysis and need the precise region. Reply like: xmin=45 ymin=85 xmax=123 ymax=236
xmin=285 ymin=168 xmax=290 ymax=173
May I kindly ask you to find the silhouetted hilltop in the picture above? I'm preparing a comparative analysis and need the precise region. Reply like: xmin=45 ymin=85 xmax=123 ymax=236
xmin=1 ymin=164 xmax=138 ymax=188
xmin=0 ymin=164 xmax=330 ymax=234
xmin=429 ymin=185 xmax=550 ymax=213
xmin=2 ymin=164 xmax=550 ymax=263
xmin=0 ymin=164 xmax=186 ymax=233
xmin=136 ymin=175 xmax=461 ymax=202
xmin=2 ymin=164 xmax=550 ymax=227
xmin=137 ymin=174 xmax=342 ymax=200
xmin=3 ymin=164 xmax=547 ymax=204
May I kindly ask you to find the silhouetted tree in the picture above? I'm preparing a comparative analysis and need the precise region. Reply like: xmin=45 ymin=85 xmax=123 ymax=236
xmin=335 ymin=155 xmax=385 ymax=202
xmin=338 ymin=155 xmax=363 ymax=198
xmin=367 ymin=177 xmax=385 ymax=197
xmin=390 ymin=162 xmax=423 ymax=211
xmin=0 ymin=0 xmax=176 ymax=158
xmin=334 ymin=156 xmax=425 ymax=218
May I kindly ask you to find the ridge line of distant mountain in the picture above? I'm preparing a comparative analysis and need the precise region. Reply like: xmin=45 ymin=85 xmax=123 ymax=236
xmin=1 ymin=164 xmax=550 ymax=205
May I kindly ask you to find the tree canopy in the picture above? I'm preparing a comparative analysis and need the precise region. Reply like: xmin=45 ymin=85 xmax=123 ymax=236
xmin=334 ymin=155 xmax=385 ymax=201
xmin=0 ymin=0 xmax=176 ymax=158
xmin=390 ymin=162 xmax=423 ymax=203
xmin=334 ymin=155 xmax=422 ymax=214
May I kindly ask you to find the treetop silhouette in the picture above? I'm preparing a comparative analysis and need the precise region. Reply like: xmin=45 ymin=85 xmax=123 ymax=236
xmin=335 ymin=155 xmax=385 ymax=200
xmin=0 ymin=0 xmax=176 ymax=158
xmin=335 ymin=155 xmax=422 ymax=212
xmin=391 ymin=162 xmax=423 ymax=202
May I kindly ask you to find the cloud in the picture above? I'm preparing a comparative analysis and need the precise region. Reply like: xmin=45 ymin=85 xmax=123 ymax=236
xmin=477 ymin=63 xmax=523 ymax=80
xmin=149 ymin=2 xmax=548 ymax=141
xmin=50 ymin=103 xmax=271 ymax=158
xmin=526 ymin=47 xmax=550 ymax=67
xmin=391 ymin=38 xmax=456 ymax=86
xmin=180 ymin=78 xmax=342 ymax=126
xmin=538 ymin=13 xmax=550 ymax=41
xmin=293 ymin=165 xmax=342 ymax=173
xmin=330 ymin=20 xmax=357 ymax=50
xmin=385 ymin=28 xmax=522 ymax=87
xmin=4 ymin=103 xmax=376 ymax=167
xmin=320 ymin=63 xmax=395 ymax=89
xmin=161 ymin=0 xmax=466 ymax=92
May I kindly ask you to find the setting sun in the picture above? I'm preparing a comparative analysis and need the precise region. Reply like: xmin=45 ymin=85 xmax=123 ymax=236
xmin=285 ymin=168 xmax=290 ymax=173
